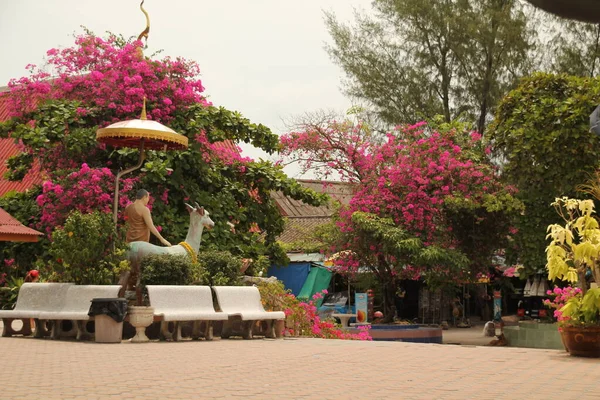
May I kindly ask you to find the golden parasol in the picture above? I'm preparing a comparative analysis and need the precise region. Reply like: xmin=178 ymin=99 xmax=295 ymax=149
xmin=97 ymin=99 xmax=188 ymax=225
xmin=95 ymin=1 xmax=189 ymax=225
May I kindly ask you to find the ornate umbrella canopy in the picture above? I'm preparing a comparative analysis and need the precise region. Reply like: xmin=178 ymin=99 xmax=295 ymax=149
xmin=96 ymin=100 xmax=188 ymax=151
xmin=526 ymin=0 xmax=600 ymax=23
xmin=96 ymin=99 xmax=188 ymax=227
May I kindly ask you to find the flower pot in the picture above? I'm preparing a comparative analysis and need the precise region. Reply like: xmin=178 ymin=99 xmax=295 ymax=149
xmin=561 ymin=326 xmax=600 ymax=357
xmin=128 ymin=306 xmax=154 ymax=343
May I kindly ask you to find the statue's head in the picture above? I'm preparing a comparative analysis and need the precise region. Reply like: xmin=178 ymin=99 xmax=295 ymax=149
xmin=136 ymin=189 xmax=150 ymax=205
xmin=185 ymin=202 xmax=215 ymax=230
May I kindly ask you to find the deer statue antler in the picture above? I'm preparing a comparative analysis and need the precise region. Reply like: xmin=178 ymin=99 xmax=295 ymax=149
xmin=137 ymin=0 xmax=150 ymax=46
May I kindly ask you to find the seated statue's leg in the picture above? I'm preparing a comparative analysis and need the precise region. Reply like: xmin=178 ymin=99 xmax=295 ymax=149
xmin=117 ymin=270 xmax=130 ymax=298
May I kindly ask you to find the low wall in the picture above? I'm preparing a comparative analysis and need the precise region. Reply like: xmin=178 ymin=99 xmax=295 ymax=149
xmin=349 ymin=324 xmax=442 ymax=343
xmin=504 ymin=321 xmax=564 ymax=350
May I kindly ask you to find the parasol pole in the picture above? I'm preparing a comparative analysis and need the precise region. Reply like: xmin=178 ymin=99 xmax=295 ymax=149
xmin=113 ymin=141 xmax=145 ymax=226
xmin=112 ymin=97 xmax=150 ymax=227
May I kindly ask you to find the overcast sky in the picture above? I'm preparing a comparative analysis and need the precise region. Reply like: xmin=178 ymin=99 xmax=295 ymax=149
xmin=0 ymin=0 xmax=371 ymax=178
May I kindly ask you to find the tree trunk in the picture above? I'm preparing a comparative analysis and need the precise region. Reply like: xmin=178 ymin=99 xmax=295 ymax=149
xmin=381 ymin=280 xmax=397 ymax=323
xmin=441 ymin=52 xmax=452 ymax=123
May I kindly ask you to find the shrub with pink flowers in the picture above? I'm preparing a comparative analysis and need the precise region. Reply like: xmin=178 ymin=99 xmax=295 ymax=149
xmin=7 ymin=33 xmax=208 ymax=122
xmin=35 ymin=163 xmax=136 ymax=234
xmin=543 ymin=286 xmax=583 ymax=326
xmin=257 ymin=281 xmax=371 ymax=340
xmin=281 ymin=117 xmax=522 ymax=321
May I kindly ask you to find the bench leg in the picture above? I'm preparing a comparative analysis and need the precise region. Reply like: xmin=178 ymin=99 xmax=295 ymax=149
xmin=265 ymin=320 xmax=276 ymax=339
xmin=174 ymin=322 xmax=183 ymax=342
xmin=61 ymin=320 xmax=78 ymax=338
xmin=191 ymin=321 xmax=201 ymax=340
xmin=2 ymin=318 xmax=33 ymax=337
xmin=74 ymin=320 xmax=94 ymax=341
xmin=221 ymin=320 xmax=232 ymax=339
xmin=1 ymin=318 xmax=13 ymax=337
xmin=50 ymin=320 xmax=62 ymax=340
xmin=34 ymin=319 xmax=51 ymax=338
xmin=76 ymin=321 xmax=86 ymax=341
xmin=242 ymin=320 xmax=254 ymax=340
xmin=205 ymin=321 xmax=214 ymax=341
xmin=274 ymin=320 xmax=284 ymax=339
xmin=160 ymin=321 xmax=174 ymax=341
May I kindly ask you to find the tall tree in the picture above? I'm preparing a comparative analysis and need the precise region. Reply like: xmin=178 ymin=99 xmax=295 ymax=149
xmin=488 ymin=73 xmax=600 ymax=276
xmin=548 ymin=19 xmax=600 ymax=77
xmin=325 ymin=0 xmax=535 ymax=134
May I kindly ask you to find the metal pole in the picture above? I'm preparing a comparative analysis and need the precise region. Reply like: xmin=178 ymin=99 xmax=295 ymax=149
xmin=113 ymin=141 xmax=146 ymax=228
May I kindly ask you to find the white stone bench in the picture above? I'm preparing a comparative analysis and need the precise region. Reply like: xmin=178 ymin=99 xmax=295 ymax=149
xmin=0 ymin=283 xmax=73 ymax=338
xmin=212 ymin=286 xmax=285 ymax=339
xmin=147 ymin=285 xmax=228 ymax=341
xmin=37 ymin=285 xmax=121 ymax=340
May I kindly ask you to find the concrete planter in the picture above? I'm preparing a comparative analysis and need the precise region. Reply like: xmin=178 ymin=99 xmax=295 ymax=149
xmin=349 ymin=324 xmax=442 ymax=343
xmin=128 ymin=306 xmax=154 ymax=343
xmin=503 ymin=321 xmax=564 ymax=350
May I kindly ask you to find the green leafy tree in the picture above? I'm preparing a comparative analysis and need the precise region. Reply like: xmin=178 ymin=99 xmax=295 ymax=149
xmin=325 ymin=0 xmax=534 ymax=134
xmin=488 ymin=72 xmax=600 ymax=276
xmin=548 ymin=19 xmax=600 ymax=77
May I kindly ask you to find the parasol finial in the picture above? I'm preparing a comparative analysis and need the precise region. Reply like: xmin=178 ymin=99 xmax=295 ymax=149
xmin=140 ymin=97 xmax=147 ymax=120
xmin=137 ymin=0 xmax=150 ymax=45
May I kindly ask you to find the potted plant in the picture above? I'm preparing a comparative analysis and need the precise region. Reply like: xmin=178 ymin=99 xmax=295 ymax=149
xmin=546 ymin=197 xmax=600 ymax=357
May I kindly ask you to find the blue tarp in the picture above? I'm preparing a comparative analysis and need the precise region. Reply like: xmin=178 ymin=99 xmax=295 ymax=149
xmin=268 ymin=263 xmax=311 ymax=296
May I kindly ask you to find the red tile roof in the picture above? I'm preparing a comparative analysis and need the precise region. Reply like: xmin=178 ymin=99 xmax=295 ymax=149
xmin=273 ymin=180 xmax=355 ymax=246
xmin=272 ymin=180 xmax=354 ymax=218
xmin=277 ymin=216 xmax=331 ymax=245
xmin=0 ymin=206 xmax=43 ymax=241
xmin=0 ymin=91 xmax=45 ymax=196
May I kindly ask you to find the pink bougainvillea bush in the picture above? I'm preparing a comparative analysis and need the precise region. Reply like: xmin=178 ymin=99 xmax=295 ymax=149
xmin=7 ymin=34 xmax=208 ymax=123
xmin=280 ymin=118 xmax=522 ymax=321
xmin=35 ymin=163 xmax=137 ymax=235
xmin=258 ymin=281 xmax=371 ymax=340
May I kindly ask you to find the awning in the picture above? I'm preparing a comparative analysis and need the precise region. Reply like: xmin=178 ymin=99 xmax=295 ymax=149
xmin=0 ymin=207 xmax=43 ymax=242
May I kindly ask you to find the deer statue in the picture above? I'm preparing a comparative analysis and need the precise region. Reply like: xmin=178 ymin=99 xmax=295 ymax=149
xmin=119 ymin=202 xmax=215 ymax=304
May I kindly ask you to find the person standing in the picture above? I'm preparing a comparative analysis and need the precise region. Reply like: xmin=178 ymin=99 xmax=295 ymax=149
xmin=124 ymin=189 xmax=171 ymax=246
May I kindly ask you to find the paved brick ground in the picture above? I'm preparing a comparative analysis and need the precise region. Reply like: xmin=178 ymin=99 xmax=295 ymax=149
xmin=1 ymin=335 xmax=599 ymax=400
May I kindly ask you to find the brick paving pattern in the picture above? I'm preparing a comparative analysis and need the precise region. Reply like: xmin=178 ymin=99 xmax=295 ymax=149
xmin=1 ymin=336 xmax=599 ymax=399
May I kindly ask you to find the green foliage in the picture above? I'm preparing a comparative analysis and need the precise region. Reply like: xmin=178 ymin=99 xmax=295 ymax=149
xmin=48 ymin=211 xmax=129 ymax=284
xmin=325 ymin=0 xmax=534 ymax=132
xmin=0 ymin=188 xmax=46 ymax=276
xmin=256 ymin=280 xmax=292 ymax=311
xmin=547 ymin=18 xmax=600 ymax=77
xmin=489 ymin=73 xmax=600 ymax=275
xmin=349 ymin=212 xmax=470 ymax=286
xmin=243 ymin=255 xmax=270 ymax=277
xmin=560 ymin=288 xmax=600 ymax=326
xmin=195 ymin=250 xmax=242 ymax=286
xmin=140 ymin=254 xmax=193 ymax=286
xmin=442 ymin=191 xmax=524 ymax=271
xmin=0 ymin=276 xmax=24 ymax=310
